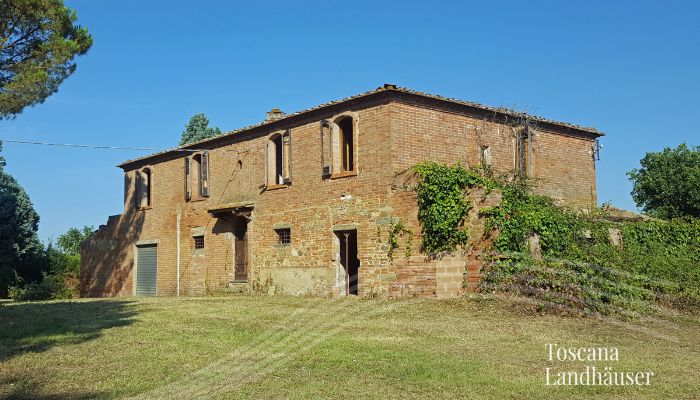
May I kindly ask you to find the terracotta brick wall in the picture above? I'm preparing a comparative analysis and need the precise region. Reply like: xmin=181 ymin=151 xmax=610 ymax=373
xmin=81 ymin=99 xmax=598 ymax=298
xmin=83 ymin=104 xmax=397 ymax=297
xmin=529 ymin=130 xmax=597 ymax=208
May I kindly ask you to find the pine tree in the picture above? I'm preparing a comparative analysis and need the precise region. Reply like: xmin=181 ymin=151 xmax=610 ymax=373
xmin=179 ymin=113 xmax=222 ymax=145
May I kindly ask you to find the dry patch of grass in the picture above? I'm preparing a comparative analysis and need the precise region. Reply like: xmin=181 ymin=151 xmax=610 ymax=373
xmin=1 ymin=295 xmax=698 ymax=399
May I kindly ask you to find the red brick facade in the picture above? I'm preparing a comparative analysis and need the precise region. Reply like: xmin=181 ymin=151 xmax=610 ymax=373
xmin=80 ymin=85 xmax=602 ymax=298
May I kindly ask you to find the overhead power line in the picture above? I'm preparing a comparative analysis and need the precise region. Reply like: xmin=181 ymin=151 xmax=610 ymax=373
xmin=0 ymin=138 xmax=199 ymax=152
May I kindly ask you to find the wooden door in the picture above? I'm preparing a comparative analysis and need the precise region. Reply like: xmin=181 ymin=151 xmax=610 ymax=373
xmin=233 ymin=216 xmax=248 ymax=281
xmin=235 ymin=237 xmax=247 ymax=281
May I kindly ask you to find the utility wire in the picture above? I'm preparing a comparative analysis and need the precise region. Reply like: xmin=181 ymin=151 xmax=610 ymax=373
xmin=0 ymin=138 xmax=200 ymax=152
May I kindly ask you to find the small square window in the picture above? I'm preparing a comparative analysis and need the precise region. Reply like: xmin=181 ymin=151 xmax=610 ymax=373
xmin=193 ymin=235 xmax=205 ymax=249
xmin=275 ymin=228 xmax=291 ymax=245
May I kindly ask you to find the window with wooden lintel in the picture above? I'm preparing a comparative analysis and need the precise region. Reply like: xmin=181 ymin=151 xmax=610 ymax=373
xmin=265 ymin=130 xmax=291 ymax=188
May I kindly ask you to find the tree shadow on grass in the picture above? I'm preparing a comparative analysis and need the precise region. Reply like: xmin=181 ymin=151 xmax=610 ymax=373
xmin=1 ymin=374 xmax=109 ymax=400
xmin=0 ymin=299 xmax=137 ymax=363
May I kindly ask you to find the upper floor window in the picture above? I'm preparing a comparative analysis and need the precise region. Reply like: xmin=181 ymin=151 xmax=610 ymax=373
xmin=186 ymin=152 xmax=210 ymax=200
xmin=321 ymin=115 xmax=357 ymax=178
xmin=265 ymin=130 xmax=291 ymax=188
xmin=516 ymin=130 xmax=529 ymax=177
xmin=338 ymin=117 xmax=355 ymax=173
xmin=135 ymin=167 xmax=152 ymax=208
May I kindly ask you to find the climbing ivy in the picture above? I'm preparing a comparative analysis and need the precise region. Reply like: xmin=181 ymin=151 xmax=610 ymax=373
xmin=480 ymin=179 xmax=584 ymax=257
xmin=387 ymin=220 xmax=413 ymax=260
xmin=413 ymin=162 xmax=496 ymax=253
xmin=410 ymin=161 xmax=700 ymax=314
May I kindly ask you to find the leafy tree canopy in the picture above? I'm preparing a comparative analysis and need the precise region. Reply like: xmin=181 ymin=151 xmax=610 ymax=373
xmin=56 ymin=225 xmax=93 ymax=256
xmin=0 ymin=141 xmax=43 ymax=296
xmin=0 ymin=0 xmax=92 ymax=119
xmin=628 ymin=143 xmax=700 ymax=219
xmin=179 ymin=113 xmax=222 ymax=145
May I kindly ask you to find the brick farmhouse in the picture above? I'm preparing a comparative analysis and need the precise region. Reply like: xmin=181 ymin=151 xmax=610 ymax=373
xmin=80 ymin=85 xmax=603 ymax=298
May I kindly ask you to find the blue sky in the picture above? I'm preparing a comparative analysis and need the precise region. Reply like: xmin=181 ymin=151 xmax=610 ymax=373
xmin=1 ymin=0 xmax=699 ymax=242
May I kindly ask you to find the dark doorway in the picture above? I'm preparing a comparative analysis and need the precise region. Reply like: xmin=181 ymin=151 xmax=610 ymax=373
xmin=336 ymin=230 xmax=359 ymax=295
xmin=233 ymin=215 xmax=249 ymax=282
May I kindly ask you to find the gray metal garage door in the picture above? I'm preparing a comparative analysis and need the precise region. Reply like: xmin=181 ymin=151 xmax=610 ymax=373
xmin=136 ymin=244 xmax=157 ymax=296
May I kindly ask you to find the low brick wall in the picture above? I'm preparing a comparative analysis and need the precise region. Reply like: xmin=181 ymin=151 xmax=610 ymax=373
xmin=386 ymin=255 xmax=469 ymax=298
xmin=389 ymin=263 xmax=437 ymax=297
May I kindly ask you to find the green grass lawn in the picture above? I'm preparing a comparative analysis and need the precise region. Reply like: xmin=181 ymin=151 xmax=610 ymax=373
xmin=1 ymin=295 xmax=698 ymax=399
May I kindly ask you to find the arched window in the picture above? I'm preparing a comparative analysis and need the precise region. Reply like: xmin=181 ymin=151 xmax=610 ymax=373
xmin=265 ymin=131 xmax=291 ymax=187
xmin=272 ymin=134 xmax=283 ymax=184
xmin=327 ymin=115 xmax=356 ymax=177
xmin=136 ymin=167 xmax=152 ymax=208
xmin=338 ymin=117 xmax=354 ymax=172
xmin=191 ymin=152 xmax=210 ymax=198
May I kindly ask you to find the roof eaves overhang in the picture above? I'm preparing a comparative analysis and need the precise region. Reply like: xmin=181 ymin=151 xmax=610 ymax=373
xmin=117 ymin=86 xmax=603 ymax=171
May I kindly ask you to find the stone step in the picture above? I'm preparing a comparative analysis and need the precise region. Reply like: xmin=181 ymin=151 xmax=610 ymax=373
xmin=226 ymin=281 xmax=249 ymax=294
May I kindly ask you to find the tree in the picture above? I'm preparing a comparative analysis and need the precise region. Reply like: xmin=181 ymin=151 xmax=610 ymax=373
xmin=0 ymin=0 xmax=92 ymax=119
xmin=179 ymin=113 xmax=222 ymax=145
xmin=628 ymin=143 xmax=700 ymax=219
xmin=0 ymin=141 xmax=44 ymax=296
xmin=56 ymin=225 xmax=93 ymax=255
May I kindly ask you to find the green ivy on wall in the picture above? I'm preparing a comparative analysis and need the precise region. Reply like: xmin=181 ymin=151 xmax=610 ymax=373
xmin=409 ymin=161 xmax=700 ymax=315
xmin=413 ymin=162 xmax=496 ymax=254
xmin=387 ymin=220 xmax=413 ymax=260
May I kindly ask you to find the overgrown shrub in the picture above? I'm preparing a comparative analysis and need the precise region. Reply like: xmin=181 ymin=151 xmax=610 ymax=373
xmin=7 ymin=226 xmax=91 ymax=301
xmin=481 ymin=180 xmax=584 ymax=257
xmin=480 ymin=180 xmax=700 ymax=315
xmin=9 ymin=274 xmax=74 ymax=301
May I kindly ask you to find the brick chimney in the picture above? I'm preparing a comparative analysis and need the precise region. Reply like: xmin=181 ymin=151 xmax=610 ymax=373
xmin=265 ymin=108 xmax=285 ymax=122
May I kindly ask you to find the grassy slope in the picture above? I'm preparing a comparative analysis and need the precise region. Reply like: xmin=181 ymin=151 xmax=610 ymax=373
xmin=0 ymin=295 xmax=698 ymax=400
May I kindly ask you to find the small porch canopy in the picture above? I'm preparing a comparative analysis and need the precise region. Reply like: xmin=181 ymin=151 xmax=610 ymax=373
xmin=207 ymin=201 xmax=254 ymax=220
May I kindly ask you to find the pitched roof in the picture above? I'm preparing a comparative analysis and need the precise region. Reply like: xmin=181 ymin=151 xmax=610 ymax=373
xmin=118 ymin=84 xmax=603 ymax=169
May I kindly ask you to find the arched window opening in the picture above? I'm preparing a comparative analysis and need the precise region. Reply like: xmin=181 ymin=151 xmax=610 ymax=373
xmin=338 ymin=117 xmax=354 ymax=172
xmin=265 ymin=131 xmax=291 ymax=187
xmin=144 ymin=168 xmax=152 ymax=206
xmin=193 ymin=154 xmax=202 ymax=196
xmin=136 ymin=167 xmax=152 ymax=208
xmin=191 ymin=152 xmax=210 ymax=198
xmin=273 ymin=134 xmax=283 ymax=184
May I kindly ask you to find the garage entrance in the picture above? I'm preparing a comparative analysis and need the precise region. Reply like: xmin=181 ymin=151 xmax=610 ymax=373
xmin=135 ymin=244 xmax=157 ymax=296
